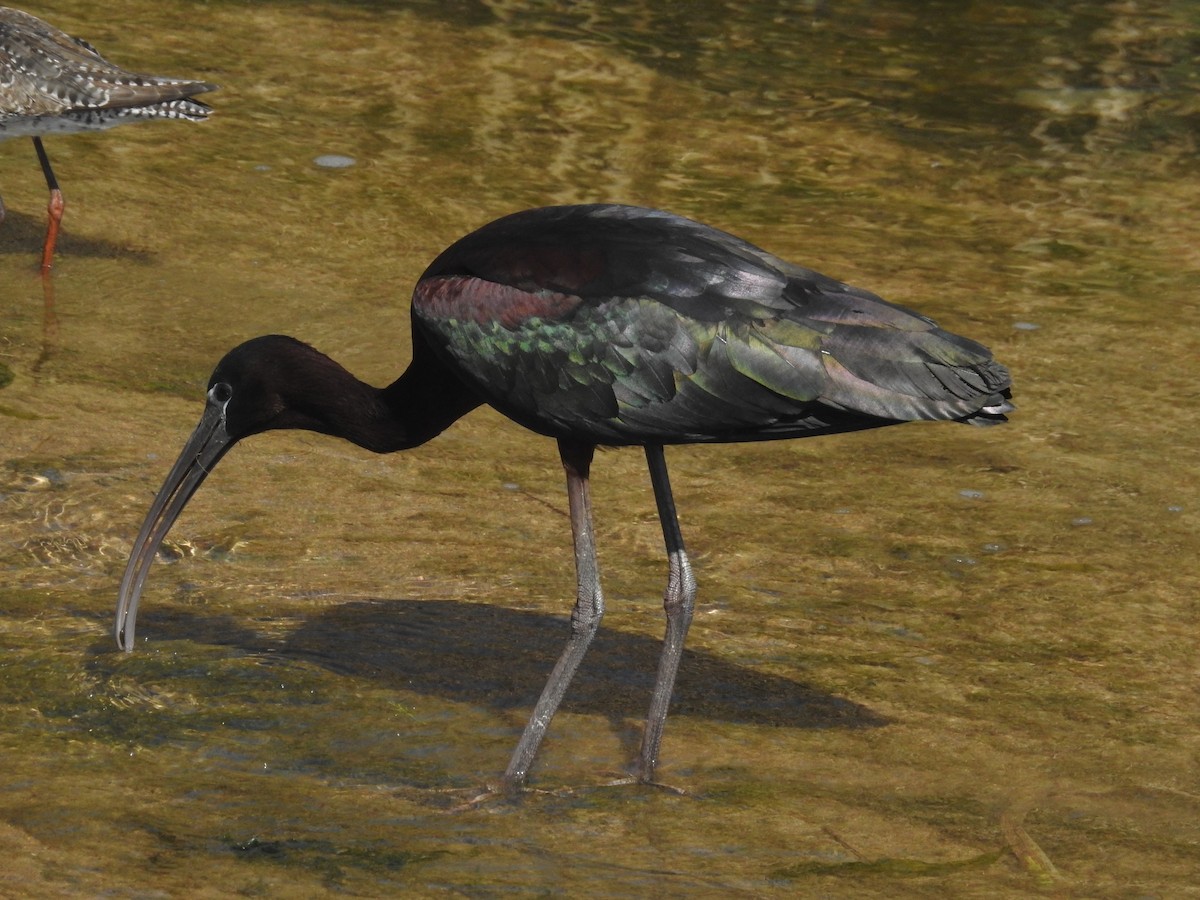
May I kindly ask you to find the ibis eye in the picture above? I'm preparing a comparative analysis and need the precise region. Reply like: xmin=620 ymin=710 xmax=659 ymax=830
xmin=208 ymin=382 xmax=233 ymax=405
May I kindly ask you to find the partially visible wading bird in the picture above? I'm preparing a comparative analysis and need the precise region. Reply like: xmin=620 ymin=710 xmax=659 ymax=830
xmin=114 ymin=204 xmax=1013 ymax=792
xmin=0 ymin=6 xmax=216 ymax=271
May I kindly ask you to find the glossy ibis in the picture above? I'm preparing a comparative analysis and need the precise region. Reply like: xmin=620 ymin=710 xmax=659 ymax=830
xmin=0 ymin=6 xmax=216 ymax=271
xmin=115 ymin=203 xmax=1013 ymax=791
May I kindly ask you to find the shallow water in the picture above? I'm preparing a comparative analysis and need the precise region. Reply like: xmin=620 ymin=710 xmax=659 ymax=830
xmin=1 ymin=1 xmax=1197 ymax=896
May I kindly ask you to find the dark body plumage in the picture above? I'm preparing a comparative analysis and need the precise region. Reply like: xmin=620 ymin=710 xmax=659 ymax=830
xmin=0 ymin=6 xmax=217 ymax=269
xmin=115 ymin=204 xmax=1012 ymax=795
xmin=412 ymin=204 xmax=1011 ymax=445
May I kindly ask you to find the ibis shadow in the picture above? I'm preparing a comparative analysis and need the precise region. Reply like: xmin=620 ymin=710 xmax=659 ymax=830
xmin=123 ymin=598 xmax=886 ymax=730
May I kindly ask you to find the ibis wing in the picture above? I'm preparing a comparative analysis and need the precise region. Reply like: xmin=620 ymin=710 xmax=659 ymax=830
xmin=413 ymin=280 xmax=1007 ymax=445
xmin=412 ymin=204 xmax=1011 ymax=444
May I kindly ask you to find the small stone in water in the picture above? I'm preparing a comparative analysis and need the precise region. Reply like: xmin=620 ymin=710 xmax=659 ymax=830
xmin=314 ymin=154 xmax=356 ymax=169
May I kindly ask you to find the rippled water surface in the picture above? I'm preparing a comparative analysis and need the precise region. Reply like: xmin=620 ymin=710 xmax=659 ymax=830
xmin=1 ymin=1 xmax=1197 ymax=896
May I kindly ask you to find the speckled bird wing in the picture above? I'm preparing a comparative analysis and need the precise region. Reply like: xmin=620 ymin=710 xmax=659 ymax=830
xmin=0 ymin=8 xmax=214 ymax=119
xmin=411 ymin=205 xmax=1011 ymax=445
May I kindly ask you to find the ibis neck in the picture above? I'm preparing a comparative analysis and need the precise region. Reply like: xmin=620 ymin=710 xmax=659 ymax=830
xmin=362 ymin=333 xmax=482 ymax=453
xmin=265 ymin=333 xmax=482 ymax=454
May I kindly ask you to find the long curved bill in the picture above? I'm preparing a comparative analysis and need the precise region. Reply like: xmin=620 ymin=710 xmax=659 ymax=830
xmin=115 ymin=400 xmax=234 ymax=651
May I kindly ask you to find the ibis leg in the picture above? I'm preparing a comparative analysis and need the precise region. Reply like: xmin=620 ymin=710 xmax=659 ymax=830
xmin=33 ymin=137 xmax=64 ymax=274
xmin=632 ymin=444 xmax=696 ymax=782
xmin=502 ymin=439 xmax=603 ymax=789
